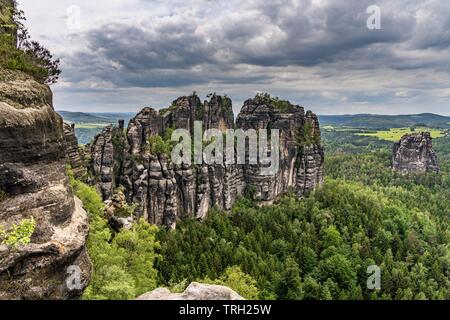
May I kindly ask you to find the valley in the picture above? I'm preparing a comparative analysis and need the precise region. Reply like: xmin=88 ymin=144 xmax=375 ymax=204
xmin=1 ymin=0 xmax=449 ymax=303
xmin=55 ymin=106 xmax=450 ymax=300
xmin=66 ymin=107 xmax=450 ymax=300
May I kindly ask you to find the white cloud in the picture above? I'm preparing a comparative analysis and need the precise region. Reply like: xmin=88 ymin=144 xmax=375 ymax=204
xmin=16 ymin=0 xmax=450 ymax=115
xmin=395 ymin=91 xmax=408 ymax=97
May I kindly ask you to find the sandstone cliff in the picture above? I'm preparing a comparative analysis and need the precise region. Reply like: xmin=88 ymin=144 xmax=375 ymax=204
xmin=0 ymin=67 xmax=91 ymax=299
xmin=63 ymin=122 xmax=86 ymax=179
xmin=392 ymin=132 xmax=439 ymax=174
xmin=88 ymin=93 xmax=324 ymax=229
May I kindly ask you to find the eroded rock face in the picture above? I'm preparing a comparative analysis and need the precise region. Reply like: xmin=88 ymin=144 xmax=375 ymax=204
xmin=136 ymin=282 xmax=244 ymax=300
xmin=393 ymin=132 xmax=439 ymax=174
xmin=0 ymin=67 xmax=91 ymax=299
xmin=104 ymin=190 xmax=133 ymax=232
xmin=237 ymin=97 xmax=324 ymax=202
xmin=88 ymin=93 xmax=324 ymax=228
xmin=63 ymin=122 xmax=85 ymax=179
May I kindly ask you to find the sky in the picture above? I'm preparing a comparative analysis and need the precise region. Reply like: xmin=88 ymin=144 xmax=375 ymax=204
xmin=17 ymin=0 xmax=450 ymax=115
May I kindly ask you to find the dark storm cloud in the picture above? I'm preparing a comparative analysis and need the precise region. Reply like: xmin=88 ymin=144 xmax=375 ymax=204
xmin=63 ymin=0 xmax=447 ymax=89
xmin=84 ymin=23 xmax=215 ymax=70
xmin=16 ymin=0 xmax=450 ymax=114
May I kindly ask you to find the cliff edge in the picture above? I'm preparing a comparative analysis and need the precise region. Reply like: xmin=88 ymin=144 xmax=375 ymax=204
xmin=0 ymin=67 xmax=91 ymax=299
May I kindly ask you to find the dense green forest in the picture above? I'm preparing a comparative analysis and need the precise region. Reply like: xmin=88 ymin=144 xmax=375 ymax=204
xmin=72 ymin=128 xmax=449 ymax=300
xmin=319 ymin=113 xmax=450 ymax=129
xmin=155 ymin=132 xmax=450 ymax=300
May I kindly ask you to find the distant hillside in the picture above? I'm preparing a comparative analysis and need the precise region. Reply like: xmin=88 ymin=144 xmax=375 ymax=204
xmin=57 ymin=111 xmax=135 ymax=124
xmin=319 ymin=113 xmax=450 ymax=129
xmin=58 ymin=111 xmax=111 ymax=123
xmin=57 ymin=111 xmax=136 ymax=144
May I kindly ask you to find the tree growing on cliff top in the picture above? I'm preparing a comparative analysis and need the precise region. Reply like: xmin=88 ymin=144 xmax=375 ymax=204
xmin=0 ymin=1 xmax=61 ymax=84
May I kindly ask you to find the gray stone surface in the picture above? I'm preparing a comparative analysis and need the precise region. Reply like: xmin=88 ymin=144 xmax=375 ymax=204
xmin=63 ymin=122 xmax=85 ymax=178
xmin=393 ymin=132 xmax=439 ymax=174
xmin=0 ymin=67 xmax=91 ymax=299
xmin=136 ymin=282 xmax=244 ymax=300
xmin=88 ymin=93 xmax=324 ymax=228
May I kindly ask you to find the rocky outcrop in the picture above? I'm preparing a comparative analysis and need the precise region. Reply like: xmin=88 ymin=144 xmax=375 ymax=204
xmin=89 ymin=125 xmax=115 ymax=199
xmin=63 ymin=122 xmax=85 ymax=178
xmin=393 ymin=132 xmax=439 ymax=174
xmin=104 ymin=190 xmax=133 ymax=232
xmin=88 ymin=93 xmax=324 ymax=229
xmin=136 ymin=282 xmax=244 ymax=300
xmin=0 ymin=67 xmax=91 ymax=299
xmin=89 ymin=122 xmax=126 ymax=199
xmin=237 ymin=97 xmax=324 ymax=202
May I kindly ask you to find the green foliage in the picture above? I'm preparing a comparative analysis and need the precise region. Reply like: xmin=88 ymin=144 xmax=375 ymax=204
xmin=70 ymin=125 xmax=450 ymax=301
xmin=200 ymin=266 xmax=260 ymax=300
xmin=0 ymin=188 xmax=6 ymax=202
xmin=111 ymin=133 xmax=125 ymax=151
xmin=156 ymin=133 xmax=450 ymax=300
xmin=68 ymin=169 xmax=161 ymax=299
xmin=296 ymin=120 xmax=318 ymax=147
xmin=321 ymin=128 xmax=391 ymax=154
xmin=0 ymin=3 xmax=21 ymax=38
xmin=319 ymin=114 xmax=450 ymax=129
xmin=254 ymin=93 xmax=292 ymax=112
xmin=0 ymin=4 xmax=60 ymax=84
xmin=112 ymin=220 xmax=161 ymax=295
xmin=115 ymin=202 xmax=138 ymax=218
xmin=356 ymin=127 xmax=445 ymax=142
xmin=147 ymin=134 xmax=172 ymax=157
xmin=69 ymin=170 xmax=104 ymax=217
xmin=276 ymin=257 xmax=304 ymax=300
xmin=0 ymin=217 xmax=36 ymax=249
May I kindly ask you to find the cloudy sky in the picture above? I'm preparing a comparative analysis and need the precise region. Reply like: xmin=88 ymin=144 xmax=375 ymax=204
xmin=17 ymin=0 xmax=450 ymax=115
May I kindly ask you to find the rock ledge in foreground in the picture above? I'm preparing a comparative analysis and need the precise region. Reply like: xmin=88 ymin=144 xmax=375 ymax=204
xmin=136 ymin=282 xmax=244 ymax=300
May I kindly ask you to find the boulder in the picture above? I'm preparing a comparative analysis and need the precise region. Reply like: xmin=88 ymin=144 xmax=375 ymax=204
xmin=136 ymin=282 xmax=244 ymax=300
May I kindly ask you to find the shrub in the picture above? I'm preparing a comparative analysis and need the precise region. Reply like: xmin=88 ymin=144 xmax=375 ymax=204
xmin=0 ymin=4 xmax=60 ymax=84
xmin=148 ymin=134 xmax=172 ymax=157
xmin=115 ymin=203 xmax=138 ymax=218
xmin=68 ymin=168 xmax=161 ymax=300
xmin=296 ymin=120 xmax=317 ymax=146
xmin=200 ymin=266 xmax=260 ymax=300
xmin=0 ymin=217 xmax=36 ymax=249
xmin=254 ymin=93 xmax=291 ymax=112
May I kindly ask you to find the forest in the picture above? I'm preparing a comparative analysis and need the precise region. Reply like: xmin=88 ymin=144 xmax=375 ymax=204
xmin=70 ymin=127 xmax=449 ymax=300
xmin=1 ymin=0 xmax=448 ymax=303
xmin=156 ymin=143 xmax=449 ymax=299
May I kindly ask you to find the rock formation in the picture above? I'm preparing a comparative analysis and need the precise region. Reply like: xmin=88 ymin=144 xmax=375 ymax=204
xmin=136 ymin=282 xmax=244 ymax=300
xmin=88 ymin=93 xmax=324 ymax=229
xmin=63 ymin=122 xmax=85 ymax=179
xmin=393 ymin=132 xmax=439 ymax=174
xmin=0 ymin=67 xmax=91 ymax=299
xmin=104 ymin=189 xmax=133 ymax=232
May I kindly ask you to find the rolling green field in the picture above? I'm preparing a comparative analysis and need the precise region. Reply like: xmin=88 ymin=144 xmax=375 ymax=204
xmin=74 ymin=123 xmax=109 ymax=129
xmin=356 ymin=127 xmax=446 ymax=142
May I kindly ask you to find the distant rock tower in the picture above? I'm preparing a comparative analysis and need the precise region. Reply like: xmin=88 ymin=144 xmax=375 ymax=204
xmin=392 ymin=132 xmax=439 ymax=174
